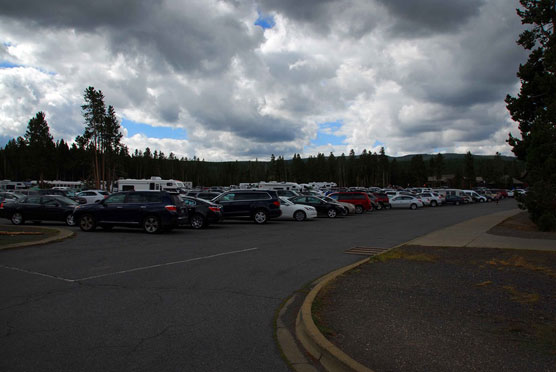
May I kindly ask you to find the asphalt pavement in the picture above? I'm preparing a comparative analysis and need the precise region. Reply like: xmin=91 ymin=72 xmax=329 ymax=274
xmin=0 ymin=200 xmax=519 ymax=371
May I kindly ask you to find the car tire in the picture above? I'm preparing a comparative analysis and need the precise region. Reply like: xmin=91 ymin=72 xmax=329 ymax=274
xmin=293 ymin=210 xmax=306 ymax=222
xmin=65 ymin=213 xmax=76 ymax=226
xmin=190 ymin=213 xmax=205 ymax=229
xmin=355 ymin=205 xmax=364 ymax=214
xmin=340 ymin=207 xmax=348 ymax=216
xmin=253 ymin=209 xmax=268 ymax=224
xmin=410 ymin=203 xmax=417 ymax=210
xmin=376 ymin=204 xmax=382 ymax=210
xmin=431 ymin=200 xmax=437 ymax=207
xmin=79 ymin=214 xmax=96 ymax=232
xmin=327 ymin=208 xmax=337 ymax=218
xmin=143 ymin=215 xmax=161 ymax=234
xmin=479 ymin=199 xmax=485 ymax=203
xmin=11 ymin=212 xmax=24 ymax=225
xmin=455 ymin=201 xmax=460 ymax=206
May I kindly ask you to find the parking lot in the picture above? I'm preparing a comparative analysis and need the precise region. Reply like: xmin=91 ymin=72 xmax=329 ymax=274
xmin=1 ymin=200 xmax=518 ymax=372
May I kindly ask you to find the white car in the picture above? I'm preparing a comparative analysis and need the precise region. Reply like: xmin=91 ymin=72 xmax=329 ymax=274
xmin=279 ymin=197 xmax=318 ymax=221
xmin=76 ymin=190 xmax=110 ymax=204
xmin=389 ymin=195 xmax=424 ymax=210
xmin=419 ymin=192 xmax=442 ymax=207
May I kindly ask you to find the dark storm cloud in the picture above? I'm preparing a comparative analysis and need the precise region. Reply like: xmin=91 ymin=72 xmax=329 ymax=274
xmin=376 ymin=0 xmax=485 ymax=36
xmin=0 ymin=0 xmax=262 ymax=74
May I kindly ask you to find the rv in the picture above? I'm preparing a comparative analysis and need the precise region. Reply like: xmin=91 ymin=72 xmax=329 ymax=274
xmin=116 ymin=177 xmax=187 ymax=193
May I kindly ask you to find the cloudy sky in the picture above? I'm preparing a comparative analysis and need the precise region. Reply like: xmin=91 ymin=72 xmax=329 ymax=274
xmin=0 ymin=0 xmax=527 ymax=161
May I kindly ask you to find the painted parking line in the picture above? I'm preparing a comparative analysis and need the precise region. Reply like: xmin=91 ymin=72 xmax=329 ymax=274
xmin=0 ymin=247 xmax=259 ymax=283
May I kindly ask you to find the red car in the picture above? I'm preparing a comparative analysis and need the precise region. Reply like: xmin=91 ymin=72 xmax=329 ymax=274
xmin=372 ymin=192 xmax=391 ymax=210
xmin=328 ymin=192 xmax=373 ymax=214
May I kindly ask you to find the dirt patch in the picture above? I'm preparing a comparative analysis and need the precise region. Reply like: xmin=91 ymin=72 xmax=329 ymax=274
xmin=0 ymin=224 xmax=59 ymax=247
xmin=316 ymin=245 xmax=556 ymax=372
xmin=488 ymin=211 xmax=556 ymax=240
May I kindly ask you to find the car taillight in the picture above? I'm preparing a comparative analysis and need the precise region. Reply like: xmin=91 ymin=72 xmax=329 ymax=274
xmin=165 ymin=205 xmax=177 ymax=212
xmin=272 ymin=200 xmax=280 ymax=207
xmin=208 ymin=206 xmax=221 ymax=212
xmin=0 ymin=202 xmax=3 ymax=209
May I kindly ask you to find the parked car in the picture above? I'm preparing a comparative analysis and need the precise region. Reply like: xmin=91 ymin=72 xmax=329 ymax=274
xmin=328 ymin=192 xmax=372 ymax=214
xmin=186 ymin=191 xmax=222 ymax=201
xmin=76 ymin=190 xmax=110 ymax=204
xmin=372 ymin=192 xmax=391 ymax=210
xmin=278 ymin=197 xmax=317 ymax=221
xmin=389 ymin=195 xmax=424 ymax=210
xmin=462 ymin=190 xmax=487 ymax=203
xmin=419 ymin=192 xmax=442 ymax=207
xmin=444 ymin=195 xmax=466 ymax=206
xmin=288 ymin=195 xmax=345 ymax=218
xmin=212 ymin=190 xmax=282 ymax=224
xmin=73 ymin=191 xmax=186 ymax=233
xmin=0 ymin=192 xmax=22 ymax=203
xmin=1 ymin=195 xmax=78 ymax=226
xmin=179 ymin=195 xmax=223 ymax=229
xmin=275 ymin=189 xmax=300 ymax=198
xmin=321 ymin=196 xmax=352 ymax=215
xmin=38 ymin=188 xmax=86 ymax=204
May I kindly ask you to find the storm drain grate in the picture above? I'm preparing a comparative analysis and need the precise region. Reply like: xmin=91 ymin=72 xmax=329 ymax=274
xmin=344 ymin=246 xmax=390 ymax=256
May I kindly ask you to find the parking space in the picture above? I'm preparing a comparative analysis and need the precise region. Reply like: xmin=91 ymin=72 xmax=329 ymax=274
xmin=0 ymin=200 xmax=518 ymax=372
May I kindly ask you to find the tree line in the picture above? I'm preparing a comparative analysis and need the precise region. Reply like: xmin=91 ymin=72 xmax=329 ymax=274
xmin=0 ymin=87 xmax=524 ymax=189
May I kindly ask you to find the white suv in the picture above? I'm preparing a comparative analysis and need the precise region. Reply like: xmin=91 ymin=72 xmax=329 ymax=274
xmin=77 ymin=190 xmax=110 ymax=204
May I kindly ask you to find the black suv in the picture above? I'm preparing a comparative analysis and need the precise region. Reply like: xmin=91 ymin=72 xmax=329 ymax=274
xmin=73 ymin=191 xmax=187 ymax=233
xmin=212 ymin=190 xmax=281 ymax=224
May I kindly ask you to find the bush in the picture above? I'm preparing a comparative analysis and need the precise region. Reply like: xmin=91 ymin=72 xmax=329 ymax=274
xmin=537 ymin=212 xmax=556 ymax=232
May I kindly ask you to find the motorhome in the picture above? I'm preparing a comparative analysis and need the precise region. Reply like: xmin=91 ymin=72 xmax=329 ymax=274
xmin=1 ymin=180 xmax=28 ymax=191
xmin=116 ymin=177 xmax=187 ymax=193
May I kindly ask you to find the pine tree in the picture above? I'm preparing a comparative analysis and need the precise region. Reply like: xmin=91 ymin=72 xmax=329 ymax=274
xmin=505 ymin=0 xmax=556 ymax=230
xmin=24 ymin=111 xmax=55 ymax=181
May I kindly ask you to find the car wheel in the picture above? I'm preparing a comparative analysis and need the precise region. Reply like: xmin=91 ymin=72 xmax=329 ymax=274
xmin=253 ymin=209 xmax=268 ymax=224
xmin=455 ymin=201 xmax=460 ymax=206
xmin=190 ymin=213 xmax=205 ymax=229
xmin=65 ymin=213 xmax=76 ymax=226
xmin=479 ymin=199 xmax=485 ymax=203
xmin=340 ymin=207 xmax=348 ymax=216
xmin=327 ymin=208 xmax=337 ymax=218
xmin=293 ymin=210 xmax=306 ymax=222
xmin=143 ymin=215 xmax=161 ymax=233
xmin=376 ymin=204 xmax=382 ymax=210
xmin=11 ymin=212 xmax=24 ymax=225
xmin=355 ymin=205 xmax=364 ymax=214
xmin=410 ymin=203 xmax=417 ymax=210
xmin=431 ymin=201 xmax=437 ymax=207
xmin=79 ymin=214 xmax=96 ymax=232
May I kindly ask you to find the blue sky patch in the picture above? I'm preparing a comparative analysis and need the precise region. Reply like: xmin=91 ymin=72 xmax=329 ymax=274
xmin=122 ymin=118 xmax=187 ymax=140
xmin=373 ymin=140 xmax=385 ymax=148
xmin=310 ymin=121 xmax=347 ymax=147
xmin=255 ymin=11 xmax=275 ymax=29
xmin=0 ymin=61 xmax=22 ymax=69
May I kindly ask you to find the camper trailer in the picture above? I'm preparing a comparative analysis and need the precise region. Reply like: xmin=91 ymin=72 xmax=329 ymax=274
xmin=116 ymin=177 xmax=187 ymax=193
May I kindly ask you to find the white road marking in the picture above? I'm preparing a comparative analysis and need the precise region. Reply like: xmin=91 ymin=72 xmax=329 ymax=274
xmin=0 ymin=265 xmax=76 ymax=283
xmin=1 ymin=247 xmax=260 ymax=283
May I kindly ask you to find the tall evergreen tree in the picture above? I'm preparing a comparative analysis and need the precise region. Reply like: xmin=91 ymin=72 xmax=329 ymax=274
xmin=24 ymin=111 xmax=55 ymax=181
xmin=505 ymin=0 xmax=556 ymax=230
xmin=463 ymin=151 xmax=476 ymax=188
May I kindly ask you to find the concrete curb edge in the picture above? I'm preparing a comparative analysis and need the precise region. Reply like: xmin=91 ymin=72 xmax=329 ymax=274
xmin=295 ymin=257 xmax=375 ymax=372
xmin=0 ymin=226 xmax=75 ymax=250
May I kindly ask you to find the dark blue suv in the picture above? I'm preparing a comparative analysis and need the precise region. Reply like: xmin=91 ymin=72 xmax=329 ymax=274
xmin=73 ymin=191 xmax=186 ymax=233
xmin=212 ymin=190 xmax=281 ymax=224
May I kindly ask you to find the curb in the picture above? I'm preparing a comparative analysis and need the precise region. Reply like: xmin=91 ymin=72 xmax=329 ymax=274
xmin=295 ymin=257 xmax=375 ymax=372
xmin=0 ymin=226 xmax=74 ymax=250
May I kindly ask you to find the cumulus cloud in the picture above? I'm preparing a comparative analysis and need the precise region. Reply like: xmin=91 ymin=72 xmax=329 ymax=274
xmin=0 ymin=0 xmax=527 ymax=160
